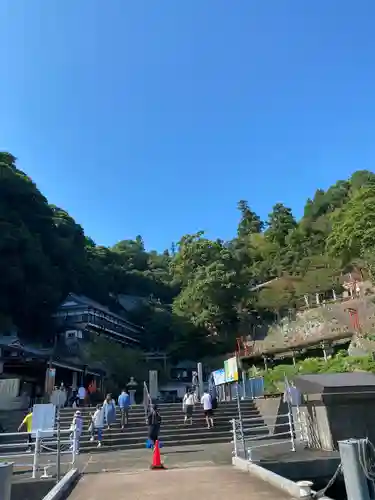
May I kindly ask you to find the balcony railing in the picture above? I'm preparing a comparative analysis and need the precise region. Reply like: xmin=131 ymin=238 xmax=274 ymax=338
xmin=56 ymin=310 xmax=140 ymax=344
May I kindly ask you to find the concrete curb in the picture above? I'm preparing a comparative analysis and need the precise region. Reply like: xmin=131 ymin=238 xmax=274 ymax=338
xmin=41 ymin=469 xmax=80 ymax=500
xmin=232 ymin=456 xmax=333 ymax=499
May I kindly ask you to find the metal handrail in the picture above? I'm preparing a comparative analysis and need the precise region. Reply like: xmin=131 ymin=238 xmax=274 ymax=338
xmin=241 ymin=412 xmax=290 ymax=422
xmin=231 ymin=406 xmax=296 ymax=461
xmin=143 ymin=381 xmax=152 ymax=421
xmin=0 ymin=427 xmax=77 ymax=479
xmin=242 ymin=420 xmax=294 ymax=433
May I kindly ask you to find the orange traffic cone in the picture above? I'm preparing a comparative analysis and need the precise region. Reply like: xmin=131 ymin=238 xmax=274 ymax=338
xmin=151 ymin=440 xmax=165 ymax=470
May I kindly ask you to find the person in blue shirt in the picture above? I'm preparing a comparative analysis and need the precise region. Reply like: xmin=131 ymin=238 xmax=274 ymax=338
xmin=118 ymin=389 xmax=131 ymax=429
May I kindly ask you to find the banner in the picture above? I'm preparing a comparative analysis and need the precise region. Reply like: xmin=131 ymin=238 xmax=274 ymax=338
xmin=212 ymin=368 xmax=225 ymax=386
xmin=224 ymin=357 xmax=238 ymax=383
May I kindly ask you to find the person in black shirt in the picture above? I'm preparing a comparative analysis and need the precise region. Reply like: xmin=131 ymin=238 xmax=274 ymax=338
xmin=147 ymin=404 xmax=161 ymax=445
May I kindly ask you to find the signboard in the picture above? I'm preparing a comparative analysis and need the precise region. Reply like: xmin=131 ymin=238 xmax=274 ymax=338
xmin=32 ymin=403 xmax=56 ymax=438
xmin=212 ymin=368 xmax=225 ymax=386
xmin=224 ymin=357 xmax=239 ymax=383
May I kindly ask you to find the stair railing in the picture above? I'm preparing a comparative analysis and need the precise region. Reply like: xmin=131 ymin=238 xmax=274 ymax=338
xmin=232 ymin=409 xmax=296 ymax=461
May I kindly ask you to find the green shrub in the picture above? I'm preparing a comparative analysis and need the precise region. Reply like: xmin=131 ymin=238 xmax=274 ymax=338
xmin=255 ymin=352 xmax=375 ymax=393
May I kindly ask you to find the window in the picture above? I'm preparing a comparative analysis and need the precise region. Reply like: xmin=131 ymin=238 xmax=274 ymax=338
xmin=65 ymin=330 xmax=82 ymax=339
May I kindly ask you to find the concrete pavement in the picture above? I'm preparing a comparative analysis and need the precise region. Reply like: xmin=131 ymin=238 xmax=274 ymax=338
xmin=9 ymin=442 xmax=233 ymax=478
xmin=68 ymin=466 xmax=293 ymax=499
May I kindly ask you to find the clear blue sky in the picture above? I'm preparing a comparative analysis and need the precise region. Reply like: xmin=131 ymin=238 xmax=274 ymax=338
xmin=1 ymin=1 xmax=375 ymax=251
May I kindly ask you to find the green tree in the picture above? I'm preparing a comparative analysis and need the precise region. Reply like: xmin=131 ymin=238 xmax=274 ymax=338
xmin=327 ymin=184 xmax=375 ymax=265
xmin=170 ymin=232 xmax=225 ymax=286
xmin=0 ymin=153 xmax=63 ymax=339
xmin=256 ymin=278 xmax=296 ymax=319
xmin=265 ymin=203 xmax=297 ymax=246
xmin=237 ymin=200 xmax=263 ymax=237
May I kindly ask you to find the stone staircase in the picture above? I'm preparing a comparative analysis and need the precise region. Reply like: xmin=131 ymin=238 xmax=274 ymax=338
xmin=0 ymin=400 xmax=265 ymax=455
xmin=58 ymin=400 xmax=263 ymax=452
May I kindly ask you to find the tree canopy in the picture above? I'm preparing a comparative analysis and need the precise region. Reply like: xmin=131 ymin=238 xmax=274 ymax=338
xmin=2 ymin=151 xmax=375 ymax=359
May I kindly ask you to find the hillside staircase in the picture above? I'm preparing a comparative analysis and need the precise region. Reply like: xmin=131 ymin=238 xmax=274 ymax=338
xmin=0 ymin=400 xmax=265 ymax=454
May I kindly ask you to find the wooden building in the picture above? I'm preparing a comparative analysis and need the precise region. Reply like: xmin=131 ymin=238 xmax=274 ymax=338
xmin=0 ymin=293 xmax=143 ymax=409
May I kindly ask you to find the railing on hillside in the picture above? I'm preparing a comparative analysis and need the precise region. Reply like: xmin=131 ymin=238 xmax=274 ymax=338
xmin=222 ymin=377 xmax=264 ymax=402
xmin=0 ymin=427 xmax=77 ymax=480
xmin=243 ymin=376 xmax=264 ymax=400
xmin=231 ymin=409 xmax=298 ymax=461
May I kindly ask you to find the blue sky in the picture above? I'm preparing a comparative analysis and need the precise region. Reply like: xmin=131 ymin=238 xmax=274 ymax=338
xmin=1 ymin=1 xmax=375 ymax=251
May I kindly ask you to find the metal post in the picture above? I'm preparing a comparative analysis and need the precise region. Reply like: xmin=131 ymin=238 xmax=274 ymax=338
xmin=56 ymin=410 xmax=61 ymax=482
xmin=231 ymin=419 xmax=237 ymax=457
xmin=287 ymin=407 xmax=296 ymax=452
xmin=250 ymin=377 xmax=254 ymax=400
xmin=235 ymin=382 xmax=247 ymax=459
xmin=197 ymin=362 xmax=203 ymax=399
xmin=72 ymin=428 xmax=77 ymax=465
xmin=0 ymin=462 xmax=13 ymax=500
xmin=241 ymin=370 xmax=246 ymax=399
xmin=32 ymin=430 xmax=40 ymax=479
xmin=338 ymin=439 xmax=370 ymax=500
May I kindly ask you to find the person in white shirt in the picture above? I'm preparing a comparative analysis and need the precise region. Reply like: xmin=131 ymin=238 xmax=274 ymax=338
xmin=89 ymin=404 xmax=104 ymax=448
xmin=182 ymin=390 xmax=195 ymax=425
xmin=201 ymin=391 xmax=214 ymax=429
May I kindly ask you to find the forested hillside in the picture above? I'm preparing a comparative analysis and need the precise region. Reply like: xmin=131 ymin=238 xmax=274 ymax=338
xmin=2 ymin=151 xmax=375 ymax=360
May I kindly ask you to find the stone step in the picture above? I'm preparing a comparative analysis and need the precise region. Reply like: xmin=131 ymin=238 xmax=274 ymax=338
xmin=57 ymin=412 xmax=259 ymax=424
xmin=57 ymin=415 xmax=260 ymax=427
xmin=0 ymin=434 xmax=233 ymax=457
xmin=59 ymin=410 xmax=255 ymax=420
xmin=62 ymin=400 xmax=254 ymax=408
xmin=59 ymin=401 xmax=257 ymax=415
xmin=0 ymin=400 xmax=265 ymax=456
xmin=58 ymin=406 xmax=259 ymax=418
xmin=81 ymin=430 xmax=230 ymax=446
xmin=82 ymin=434 xmax=233 ymax=451
xmin=0 ymin=427 xmax=238 ymax=455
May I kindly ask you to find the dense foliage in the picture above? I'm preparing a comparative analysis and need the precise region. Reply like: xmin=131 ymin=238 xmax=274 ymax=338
xmin=257 ymin=351 xmax=375 ymax=393
xmin=2 ymin=152 xmax=375 ymax=360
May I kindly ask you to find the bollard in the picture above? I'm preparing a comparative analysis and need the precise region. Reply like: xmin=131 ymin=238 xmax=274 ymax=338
xmin=296 ymin=480 xmax=313 ymax=498
xmin=0 ymin=462 xmax=13 ymax=500
xmin=338 ymin=439 xmax=370 ymax=500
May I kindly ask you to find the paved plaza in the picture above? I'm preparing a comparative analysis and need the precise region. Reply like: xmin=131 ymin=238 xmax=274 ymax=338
xmin=68 ymin=465 xmax=292 ymax=500
xmin=9 ymin=442 xmax=295 ymax=498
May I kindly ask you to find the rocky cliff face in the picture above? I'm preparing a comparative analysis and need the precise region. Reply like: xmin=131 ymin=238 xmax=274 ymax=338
xmin=250 ymin=296 xmax=375 ymax=354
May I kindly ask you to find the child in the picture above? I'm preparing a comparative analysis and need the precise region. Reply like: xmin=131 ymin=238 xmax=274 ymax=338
xmin=89 ymin=404 xmax=104 ymax=448
xmin=18 ymin=408 xmax=33 ymax=452
xmin=70 ymin=410 xmax=83 ymax=454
